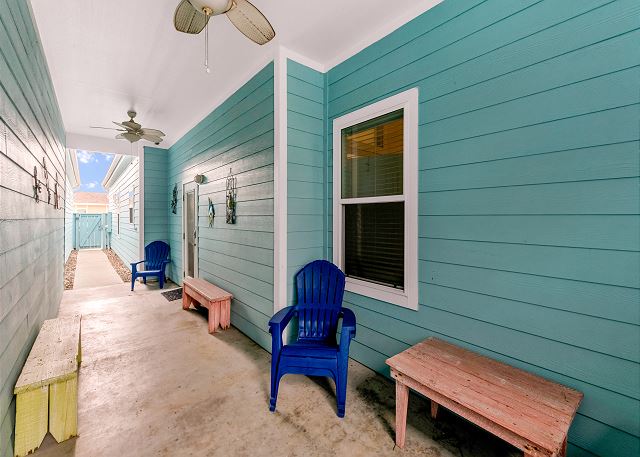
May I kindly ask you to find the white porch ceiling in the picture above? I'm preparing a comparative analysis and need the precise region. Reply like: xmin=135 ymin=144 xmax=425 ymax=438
xmin=30 ymin=0 xmax=441 ymax=148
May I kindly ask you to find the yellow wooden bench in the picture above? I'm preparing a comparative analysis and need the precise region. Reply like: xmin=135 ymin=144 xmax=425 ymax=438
xmin=13 ymin=315 xmax=82 ymax=457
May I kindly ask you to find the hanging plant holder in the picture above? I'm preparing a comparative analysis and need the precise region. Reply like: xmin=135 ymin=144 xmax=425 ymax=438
xmin=208 ymin=198 xmax=215 ymax=227
xmin=225 ymin=168 xmax=237 ymax=224
xmin=171 ymin=183 xmax=178 ymax=214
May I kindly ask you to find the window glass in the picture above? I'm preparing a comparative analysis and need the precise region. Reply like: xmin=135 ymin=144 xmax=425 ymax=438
xmin=341 ymin=109 xmax=403 ymax=199
xmin=344 ymin=202 xmax=404 ymax=289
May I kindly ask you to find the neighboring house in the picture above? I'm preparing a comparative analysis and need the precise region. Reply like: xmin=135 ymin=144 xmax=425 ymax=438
xmin=73 ymin=191 xmax=108 ymax=214
xmin=102 ymin=154 xmax=140 ymax=266
xmin=65 ymin=150 xmax=81 ymax=261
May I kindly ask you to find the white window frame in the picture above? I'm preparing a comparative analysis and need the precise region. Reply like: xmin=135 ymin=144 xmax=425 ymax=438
xmin=332 ymin=88 xmax=419 ymax=310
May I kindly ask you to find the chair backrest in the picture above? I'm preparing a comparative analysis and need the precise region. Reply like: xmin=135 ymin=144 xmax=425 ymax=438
xmin=294 ymin=260 xmax=346 ymax=341
xmin=145 ymin=241 xmax=170 ymax=271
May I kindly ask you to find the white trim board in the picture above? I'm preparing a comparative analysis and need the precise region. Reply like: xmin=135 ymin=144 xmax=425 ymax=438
xmin=332 ymin=88 xmax=419 ymax=310
xmin=273 ymin=48 xmax=288 ymax=314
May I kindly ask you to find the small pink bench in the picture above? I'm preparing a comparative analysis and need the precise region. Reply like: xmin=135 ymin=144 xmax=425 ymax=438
xmin=182 ymin=278 xmax=232 ymax=333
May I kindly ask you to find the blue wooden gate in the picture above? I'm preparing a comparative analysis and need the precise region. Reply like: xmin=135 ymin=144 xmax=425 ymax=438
xmin=75 ymin=213 xmax=106 ymax=249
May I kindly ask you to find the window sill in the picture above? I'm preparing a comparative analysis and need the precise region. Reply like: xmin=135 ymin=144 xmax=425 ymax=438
xmin=345 ymin=277 xmax=418 ymax=311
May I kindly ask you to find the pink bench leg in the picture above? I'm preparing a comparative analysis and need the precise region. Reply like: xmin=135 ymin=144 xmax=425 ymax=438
xmin=182 ymin=289 xmax=191 ymax=310
xmin=395 ymin=381 xmax=409 ymax=449
xmin=208 ymin=301 xmax=220 ymax=333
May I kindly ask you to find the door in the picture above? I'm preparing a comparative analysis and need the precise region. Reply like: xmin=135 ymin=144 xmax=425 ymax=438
xmin=76 ymin=213 xmax=103 ymax=249
xmin=183 ymin=182 xmax=198 ymax=278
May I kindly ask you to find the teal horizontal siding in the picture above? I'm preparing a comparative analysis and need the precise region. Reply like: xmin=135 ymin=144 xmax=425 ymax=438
xmin=144 ymin=147 xmax=168 ymax=247
xmin=286 ymin=59 xmax=326 ymax=305
xmin=326 ymin=1 xmax=640 ymax=456
xmin=167 ymin=63 xmax=274 ymax=350
xmin=107 ymin=158 xmax=140 ymax=266
xmin=0 ymin=2 xmax=65 ymax=456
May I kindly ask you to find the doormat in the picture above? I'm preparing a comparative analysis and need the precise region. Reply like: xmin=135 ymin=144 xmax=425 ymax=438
xmin=161 ymin=288 xmax=182 ymax=302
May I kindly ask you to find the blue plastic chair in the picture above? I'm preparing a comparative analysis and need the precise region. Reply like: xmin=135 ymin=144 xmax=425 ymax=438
xmin=268 ymin=260 xmax=356 ymax=417
xmin=130 ymin=241 xmax=171 ymax=291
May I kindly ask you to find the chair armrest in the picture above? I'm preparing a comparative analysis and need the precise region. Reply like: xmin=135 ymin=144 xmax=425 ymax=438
xmin=162 ymin=259 xmax=171 ymax=265
xmin=269 ymin=306 xmax=297 ymax=355
xmin=339 ymin=307 xmax=356 ymax=353
xmin=268 ymin=306 xmax=297 ymax=334
xmin=130 ymin=260 xmax=145 ymax=266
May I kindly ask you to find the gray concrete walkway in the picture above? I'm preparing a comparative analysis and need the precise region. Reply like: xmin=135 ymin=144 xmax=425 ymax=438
xmin=73 ymin=249 xmax=123 ymax=289
xmin=33 ymin=282 xmax=519 ymax=457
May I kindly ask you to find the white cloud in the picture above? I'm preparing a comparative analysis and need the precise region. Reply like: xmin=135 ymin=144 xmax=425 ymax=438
xmin=87 ymin=182 xmax=97 ymax=189
xmin=76 ymin=150 xmax=95 ymax=164
xmin=103 ymin=154 xmax=114 ymax=162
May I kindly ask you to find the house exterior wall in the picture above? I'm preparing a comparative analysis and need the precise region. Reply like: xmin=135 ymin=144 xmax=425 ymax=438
xmin=286 ymin=60 xmax=327 ymax=306
xmin=0 ymin=1 xmax=66 ymax=456
xmin=325 ymin=1 xmax=640 ymax=456
xmin=144 ymin=146 xmax=168 ymax=247
xmin=73 ymin=202 xmax=108 ymax=214
xmin=166 ymin=63 xmax=275 ymax=350
xmin=64 ymin=166 xmax=75 ymax=260
xmin=107 ymin=157 xmax=140 ymax=265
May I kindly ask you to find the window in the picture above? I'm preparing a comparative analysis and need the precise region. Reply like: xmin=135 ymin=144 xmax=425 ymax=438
xmin=128 ymin=189 xmax=135 ymax=223
xmin=333 ymin=89 xmax=418 ymax=310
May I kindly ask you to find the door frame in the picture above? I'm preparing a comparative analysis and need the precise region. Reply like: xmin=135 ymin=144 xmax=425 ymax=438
xmin=182 ymin=181 xmax=199 ymax=279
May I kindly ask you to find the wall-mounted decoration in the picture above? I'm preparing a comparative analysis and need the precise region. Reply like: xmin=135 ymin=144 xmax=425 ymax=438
xmin=32 ymin=166 xmax=42 ymax=202
xmin=208 ymin=198 xmax=215 ymax=227
xmin=194 ymin=174 xmax=206 ymax=185
xmin=53 ymin=182 xmax=60 ymax=209
xmin=171 ymin=183 xmax=178 ymax=214
xmin=42 ymin=158 xmax=51 ymax=204
xmin=225 ymin=168 xmax=237 ymax=224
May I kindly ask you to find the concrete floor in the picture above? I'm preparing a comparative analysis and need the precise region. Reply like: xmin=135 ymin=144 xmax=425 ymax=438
xmin=73 ymin=250 xmax=122 ymax=289
xmin=35 ymin=282 xmax=519 ymax=457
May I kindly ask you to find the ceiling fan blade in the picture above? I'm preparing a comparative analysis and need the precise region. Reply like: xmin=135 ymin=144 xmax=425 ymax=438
xmin=174 ymin=0 xmax=209 ymax=34
xmin=226 ymin=0 xmax=275 ymax=45
xmin=116 ymin=132 xmax=141 ymax=143
xmin=90 ymin=126 xmax=126 ymax=131
xmin=139 ymin=128 xmax=165 ymax=137
xmin=141 ymin=134 xmax=164 ymax=144
xmin=122 ymin=120 xmax=141 ymax=131
xmin=113 ymin=121 xmax=133 ymax=130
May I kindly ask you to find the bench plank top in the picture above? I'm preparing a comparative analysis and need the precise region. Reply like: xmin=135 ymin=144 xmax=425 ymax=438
xmin=386 ymin=338 xmax=583 ymax=455
xmin=14 ymin=315 xmax=81 ymax=394
xmin=183 ymin=277 xmax=232 ymax=301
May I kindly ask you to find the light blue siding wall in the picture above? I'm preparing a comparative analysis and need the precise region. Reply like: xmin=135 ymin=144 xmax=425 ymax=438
xmin=144 ymin=146 xmax=168 ymax=246
xmin=0 ymin=1 xmax=65 ymax=456
xmin=167 ymin=63 xmax=274 ymax=350
xmin=286 ymin=59 xmax=326 ymax=305
xmin=325 ymin=1 xmax=640 ymax=456
xmin=107 ymin=157 xmax=140 ymax=265
xmin=64 ymin=159 xmax=75 ymax=260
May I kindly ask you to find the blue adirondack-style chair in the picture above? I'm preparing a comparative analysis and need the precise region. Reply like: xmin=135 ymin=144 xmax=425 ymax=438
xmin=268 ymin=260 xmax=356 ymax=417
xmin=130 ymin=241 xmax=171 ymax=291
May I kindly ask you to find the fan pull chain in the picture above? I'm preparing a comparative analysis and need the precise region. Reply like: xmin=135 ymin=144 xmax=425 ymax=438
xmin=204 ymin=21 xmax=210 ymax=74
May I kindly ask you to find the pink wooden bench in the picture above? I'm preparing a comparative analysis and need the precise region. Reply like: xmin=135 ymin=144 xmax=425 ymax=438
xmin=386 ymin=338 xmax=583 ymax=457
xmin=182 ymin=278 xmax=232 ymax=333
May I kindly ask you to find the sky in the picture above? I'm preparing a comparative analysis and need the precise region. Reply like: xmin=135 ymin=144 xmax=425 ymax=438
xmin=76 ymin=150 xmax=114 ymax=192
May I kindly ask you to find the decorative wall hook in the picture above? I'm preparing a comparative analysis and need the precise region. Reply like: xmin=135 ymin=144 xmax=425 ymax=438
xmin=32 ymin=166 xmax=41 ymax=202
xmin=225 ymin=168 xmax=237 ymax=224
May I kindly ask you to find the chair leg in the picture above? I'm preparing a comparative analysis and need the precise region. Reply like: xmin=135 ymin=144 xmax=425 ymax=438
xmin=336 ymin=363 xmax=348 ymax=418
xmin=143 ymin=277 xmax=147 ymax=284
xmin=159 ymin=275 xmax=164 ymax=289
xmin=131 ymin=274 xmax=136 ymax=291
xmin=270 ymin=371 xmax=282 ymax=412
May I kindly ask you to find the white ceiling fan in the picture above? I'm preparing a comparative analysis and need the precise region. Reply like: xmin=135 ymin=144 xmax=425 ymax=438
xmin=91 ymin=111 xmax=165 ymax=145
xmin=174 ymin=0 xmax=275 ymax=72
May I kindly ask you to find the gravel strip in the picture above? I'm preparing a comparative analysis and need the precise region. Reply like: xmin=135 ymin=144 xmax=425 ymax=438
xmin=103 ymin=248 xmax=131 ymax=282
xmin=64 ymin=250 xmax=78 ymax=290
